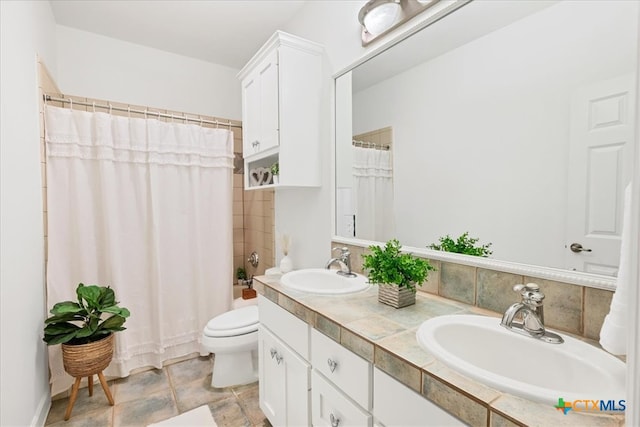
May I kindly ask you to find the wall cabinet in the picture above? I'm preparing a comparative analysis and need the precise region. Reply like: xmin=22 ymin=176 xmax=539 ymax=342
xmin=237 ymin=31 xmax=323 ymax=190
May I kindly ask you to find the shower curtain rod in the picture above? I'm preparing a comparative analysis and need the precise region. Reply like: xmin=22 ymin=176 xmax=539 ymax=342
xmin=43 ymin=94 xmax=242 ymax=129
xmin=352 ymin=139 xmax=390 ymax=150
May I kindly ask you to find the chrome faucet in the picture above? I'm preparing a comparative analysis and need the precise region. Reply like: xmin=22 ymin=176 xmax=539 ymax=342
xmin=500 ymin=283 xmax=563 ymax=344
xmin=325 ymin=247 xmax=357 ymax=278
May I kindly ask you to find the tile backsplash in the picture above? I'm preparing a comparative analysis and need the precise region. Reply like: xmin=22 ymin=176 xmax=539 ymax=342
xmin=332 ymin=241 xmax=613 ymax=341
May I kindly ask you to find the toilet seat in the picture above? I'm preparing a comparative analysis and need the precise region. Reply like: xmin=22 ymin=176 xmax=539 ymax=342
xmin=204 ymin=305 xmax=258 ymax=337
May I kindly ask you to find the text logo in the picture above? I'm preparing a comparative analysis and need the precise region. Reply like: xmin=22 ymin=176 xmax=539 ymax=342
xmin=554 ymin=398 xmax=626 ymax=415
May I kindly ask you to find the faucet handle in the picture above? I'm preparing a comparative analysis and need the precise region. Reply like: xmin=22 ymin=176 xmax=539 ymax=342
xmin=514 ymin=283 xmax=544 ymax=305
xmin=332 ymin=247 xmax=350 ymax=255
xmin=513 ymin=283 xmax=539 ymax=293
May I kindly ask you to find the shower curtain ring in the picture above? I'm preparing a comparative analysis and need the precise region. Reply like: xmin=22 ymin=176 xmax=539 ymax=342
xmin=92 ymin=102 xmax=96 ymax=113
xmin=69 ymin=98 xmax=73 ymax=110
xmin=109 ymin=103 xmax=112 ymax=114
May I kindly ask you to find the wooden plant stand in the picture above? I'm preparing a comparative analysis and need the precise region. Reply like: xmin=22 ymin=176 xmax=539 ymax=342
xmin=61 ymin=334 xmax=116 ymax=420
xmin=64 ymin=371 xmax=114 ymax=421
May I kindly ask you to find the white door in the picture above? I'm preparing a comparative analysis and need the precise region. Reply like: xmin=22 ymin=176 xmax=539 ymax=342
xmin=565 ymin=74 xmax=635 ymax=275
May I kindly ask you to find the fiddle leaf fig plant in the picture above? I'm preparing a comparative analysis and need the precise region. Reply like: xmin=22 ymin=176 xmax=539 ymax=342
xmin=428 ymin=232 xmax=493 ymax=257
xmin=362 ymin=239 xmax=435 ymax=292
xmin=43 ymin=283 xmax=130 ymax=346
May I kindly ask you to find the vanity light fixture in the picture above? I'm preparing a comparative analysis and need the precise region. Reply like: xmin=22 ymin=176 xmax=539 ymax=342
xmin=358 ymin=0 xmax=440 ymax=46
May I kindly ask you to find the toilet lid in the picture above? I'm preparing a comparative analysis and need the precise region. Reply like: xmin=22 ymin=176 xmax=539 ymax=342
xmin=204 ymin=305 xmax=258 ymax=337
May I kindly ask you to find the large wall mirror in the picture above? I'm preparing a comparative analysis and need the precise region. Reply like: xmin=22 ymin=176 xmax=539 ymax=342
xmin=335 ymin=0 xmax=637 ymax=285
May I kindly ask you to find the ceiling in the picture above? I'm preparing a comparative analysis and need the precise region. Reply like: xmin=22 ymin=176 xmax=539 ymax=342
xmin=49 ymin=0 xmax=309 ymax=70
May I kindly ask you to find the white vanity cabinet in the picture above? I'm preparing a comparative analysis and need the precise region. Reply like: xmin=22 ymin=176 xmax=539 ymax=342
xmin=258 ymin=296 xmax=311 ymax=426
xmin=373 ymin=368 xmax=463 ymax=426
xmin=237 ymin=31 xmax=323 ymax=190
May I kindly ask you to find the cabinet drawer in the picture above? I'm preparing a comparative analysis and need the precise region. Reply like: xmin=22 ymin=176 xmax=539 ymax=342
xmin=373 ymin=368 xmax=463 ymax=426
xmin=311 ymin=328 xmax=372 ymax=410
xmin=312 ymin=370 xmax=372 ymax=427
xmin=259 ymin=295 xmax=309 ymax=360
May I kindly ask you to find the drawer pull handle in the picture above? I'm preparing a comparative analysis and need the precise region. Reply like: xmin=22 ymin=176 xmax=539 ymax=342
xmin=330 ymin=413 xmax=340 ymax=427
xmin=327 ymin=358 xmax=338 ymax=373
xmin=270 ymin=348 xmax=277 ymax=359
xmin=275 ymin=353 xmax=283 ymax=365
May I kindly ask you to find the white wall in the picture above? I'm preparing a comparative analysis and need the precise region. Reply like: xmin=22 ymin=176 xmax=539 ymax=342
xmin=56 ymin=26 xmax=242 ymax=120
xmin=0 ymin=2 xmax=57 ymax=426
xmin=275 ymin=1 xmax=373 ymax=267
xmin=351 ymin=1 xmax=637 ymax=268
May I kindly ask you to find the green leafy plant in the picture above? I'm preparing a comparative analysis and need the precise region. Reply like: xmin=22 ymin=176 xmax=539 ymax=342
xmin=428 ymin=232 xmax=493 ymax=257
xmin=270 ymin=161 xmax=279 ymax=176
xmin=236 ymin=267 xmax=248 ymax=281
xmin=362 ymin=239 xmax=435 ymax=292
xmin=43 ymin=283 xmax=130 ymax=345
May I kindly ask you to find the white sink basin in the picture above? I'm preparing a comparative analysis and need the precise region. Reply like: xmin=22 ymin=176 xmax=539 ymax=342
xmin=280 ymin=268 xmax=370 ymax=295
xmin=417 ymin=315 xmax=626 ymax=405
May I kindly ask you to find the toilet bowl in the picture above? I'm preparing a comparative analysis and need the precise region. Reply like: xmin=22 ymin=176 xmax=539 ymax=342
xmin=201 ymin=301 xmax=259 ymax=388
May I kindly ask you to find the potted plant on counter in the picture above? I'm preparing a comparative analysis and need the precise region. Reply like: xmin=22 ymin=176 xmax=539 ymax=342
xmin=362 ymin=239 xmax=435 ymax=308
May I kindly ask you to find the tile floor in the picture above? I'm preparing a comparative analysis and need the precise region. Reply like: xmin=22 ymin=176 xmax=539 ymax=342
xmin=45 ymin=355 xmax=269 ymax=427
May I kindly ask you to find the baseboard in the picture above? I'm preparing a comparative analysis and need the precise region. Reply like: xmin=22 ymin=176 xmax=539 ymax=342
xmin=30 ymin=390 xmax=51 ymax=427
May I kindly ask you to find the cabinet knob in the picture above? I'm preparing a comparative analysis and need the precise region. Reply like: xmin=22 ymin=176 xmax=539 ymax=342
xmin=330 ymin=413 xmax=340 ymax=427
xmin=270 ymin=348 xmax=277 ymax=359
xmin=327 ymin=358 xmax=338 ymax=373
xmin=275 ymin=353 xmax=283 ymax=365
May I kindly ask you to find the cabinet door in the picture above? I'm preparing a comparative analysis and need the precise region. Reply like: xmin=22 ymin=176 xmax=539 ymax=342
xmin=242 ymin=50 xmax=279 ymax=157
xmin=259 ymin=325 xmax=286 ymax=426
xmin=257 ymin=50 xmax=279 ymax=153
xmin=241 ymin=72 xmax=260 ymax=155
xmin=259 ymin=325 xmax=310 ymax=426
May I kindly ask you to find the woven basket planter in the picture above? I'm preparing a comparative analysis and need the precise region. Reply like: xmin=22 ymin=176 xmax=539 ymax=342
xmin=62 ymin=334 xmax=114 ymax=377
xmin=377 ymin=284 xmax=416 ymax=308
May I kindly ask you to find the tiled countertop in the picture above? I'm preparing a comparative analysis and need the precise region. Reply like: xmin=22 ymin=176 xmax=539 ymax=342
xmin=253 ymin=276 xmax=625 ymax=427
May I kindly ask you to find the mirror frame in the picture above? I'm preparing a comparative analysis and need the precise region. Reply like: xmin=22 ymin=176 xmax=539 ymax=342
xmin=331 ymin=0 xmax=619 ymax=291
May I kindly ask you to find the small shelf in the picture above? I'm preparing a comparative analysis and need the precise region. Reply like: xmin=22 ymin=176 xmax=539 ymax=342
xmin=245 ymin=152 xmax=278 ymax=190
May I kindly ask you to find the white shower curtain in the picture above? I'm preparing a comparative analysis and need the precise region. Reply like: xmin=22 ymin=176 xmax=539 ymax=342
xmin=352 ymin=146 xmax=394 ymax=241
xmin=44 ymin=105 xmax=234 ymax=395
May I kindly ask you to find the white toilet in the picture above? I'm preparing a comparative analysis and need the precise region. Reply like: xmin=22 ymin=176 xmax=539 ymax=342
xmin=201 ymin=299 xmax=259 ymax=388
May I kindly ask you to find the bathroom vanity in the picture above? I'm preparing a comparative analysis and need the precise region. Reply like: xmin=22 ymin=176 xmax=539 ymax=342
xmin=259 ymin=294 xmax=459 ymax=426
xmin=254 ymin=277 xmax=625 ymax=427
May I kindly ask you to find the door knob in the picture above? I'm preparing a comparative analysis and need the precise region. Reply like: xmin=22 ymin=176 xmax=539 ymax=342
xmin=570 ymin=243 xmax=592 ymax=253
